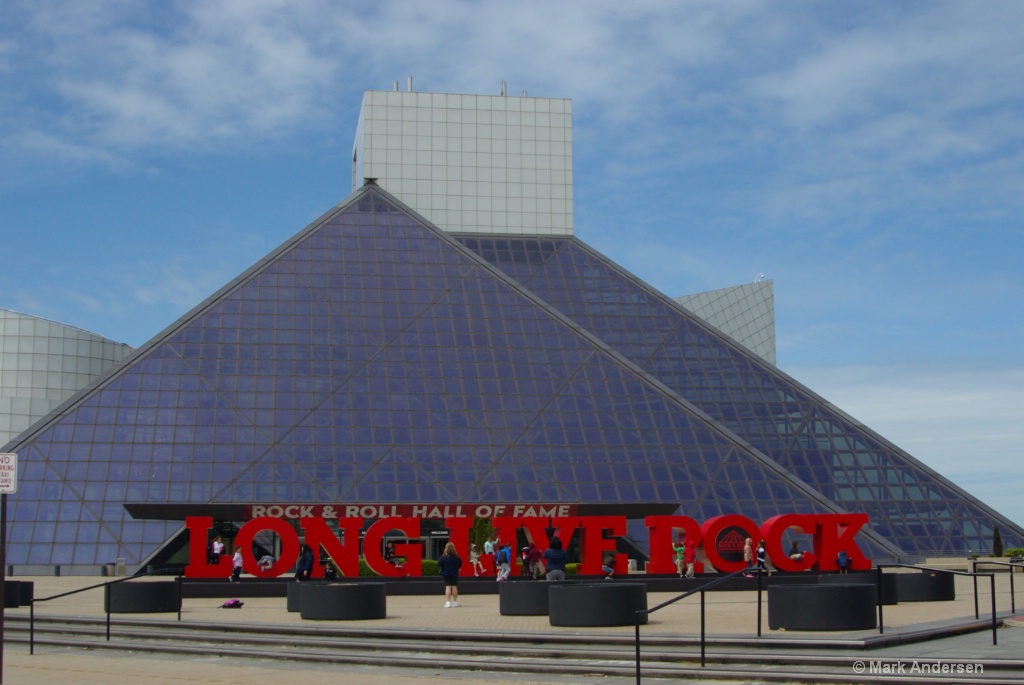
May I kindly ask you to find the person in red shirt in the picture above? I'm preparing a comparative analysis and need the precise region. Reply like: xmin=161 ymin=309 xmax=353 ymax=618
xmin=683 ymin=540 xmax=697 ymax=578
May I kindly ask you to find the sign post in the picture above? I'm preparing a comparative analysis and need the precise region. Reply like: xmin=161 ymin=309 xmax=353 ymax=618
xmin=0 ymin=452 xmax=18 ymax=685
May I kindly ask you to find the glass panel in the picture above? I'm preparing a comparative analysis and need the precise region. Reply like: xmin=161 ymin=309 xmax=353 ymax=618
xmin=456 ymin=235 xmax=1019 ymax=557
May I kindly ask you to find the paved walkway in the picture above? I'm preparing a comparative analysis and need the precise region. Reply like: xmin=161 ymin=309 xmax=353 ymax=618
xmin=2 ymin=572 xmax=1023 ymax=684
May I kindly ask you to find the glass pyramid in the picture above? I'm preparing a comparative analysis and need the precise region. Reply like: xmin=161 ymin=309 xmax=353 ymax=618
xmin=454 ymin=235 xmax=1024 ymax=557
xmin=5 ymin=185 xmax=1003 ymax=569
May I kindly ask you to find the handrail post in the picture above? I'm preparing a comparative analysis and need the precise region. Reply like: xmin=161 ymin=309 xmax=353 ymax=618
xmin=876 ymin=565 xmax=884 ymax=634
xmin=972 ymin=561 xmax=979 ymax=620
xmin=756 ymin=568 xmax=762 ymax=637
xmin=104 ymin=584 xmax=111 ymax=641
xmin=635 ymin=613 xmax=642 ymax=685
xmin=990 ymin=574 xmax=997 ymax=646
xmin=700 ymin=590 xmax=706 ymax=668
xmin=1011 ymin=562 xmax=1016 ymax=614
xmin=177 ymin=575 xmax=182 ymax=621
xmin=877 ymin=565 xmax=884 ymax=634
xmin=29 ymin=602 xmax=34 ymax=655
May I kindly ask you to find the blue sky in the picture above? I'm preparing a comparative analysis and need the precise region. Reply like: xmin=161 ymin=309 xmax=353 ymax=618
xmin=2 ymin=1 xmax=1022 ymax=533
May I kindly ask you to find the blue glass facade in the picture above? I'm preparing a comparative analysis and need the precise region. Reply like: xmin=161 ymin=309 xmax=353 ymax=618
xmin=455 ymin=235 xmax=1024 ymax=556
xmin=4 ymin=186 xmax=1017 ymax=568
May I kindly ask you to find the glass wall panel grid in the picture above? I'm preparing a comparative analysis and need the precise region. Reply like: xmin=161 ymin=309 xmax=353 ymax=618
xmin=4 ymin=185 xmax=886 ymax=569
xmin=456 ymin=234 xmax=1022 ymax=557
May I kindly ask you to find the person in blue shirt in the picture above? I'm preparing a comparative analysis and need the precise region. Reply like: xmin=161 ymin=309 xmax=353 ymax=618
xmin=437 ymin=542 xmax=463 ymax=607
xmin=495 ymin=543 xmax=512 ymax=581
xmin=542 ymin=536 xmax=568 ymax=581
xmin=836 ymin=549 xmax=852 ymax=574
xmin=294 ymin=543 xmax=314 ymax=581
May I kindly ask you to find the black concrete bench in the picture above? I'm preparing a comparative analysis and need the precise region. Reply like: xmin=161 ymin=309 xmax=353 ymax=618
xmin=104 ymin=581 xmax=181 ymax=613
xmin=548 ymin=582 xmax=647 ymax=627
xmin=768 ymin=583 xmax=877 ymax=630
xmin=287 ymin=581 xmax=303 ymax=612
xmin=499 ymin=580 xmax=553 ymax=615
xmin=820 ymin=572 xmax=897 ymax=605
xmin=3 ymin=580 xmax=33 ymax=608
xmin=299 ymin=582 xmax=387 ymax=620
xmin=182 ymin=580 xmax=290 ymax=598
xmin=894 ymin=571 xmax=955 ymax=602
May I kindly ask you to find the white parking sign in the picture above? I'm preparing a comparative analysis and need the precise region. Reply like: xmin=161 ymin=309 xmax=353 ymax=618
xmin=0 ymin=453 xmax=16 ymax=494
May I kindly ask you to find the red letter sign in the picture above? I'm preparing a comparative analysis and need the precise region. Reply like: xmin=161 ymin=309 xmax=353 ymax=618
xmin=183 ymin=516 xmax=232 ymax=578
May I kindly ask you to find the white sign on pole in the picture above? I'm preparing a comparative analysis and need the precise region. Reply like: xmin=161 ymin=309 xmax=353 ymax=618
xmin=0 ymin=453 xmax=16 ymax=494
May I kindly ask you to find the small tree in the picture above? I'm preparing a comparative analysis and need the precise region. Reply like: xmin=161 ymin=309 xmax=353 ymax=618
xmin=993 ymin=527 xmax=1004 ymax=558
xmin=470 ymin=517 xmax=493 ymax=548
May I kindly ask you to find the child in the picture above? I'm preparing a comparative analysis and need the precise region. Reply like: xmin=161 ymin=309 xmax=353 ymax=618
xmin=209 ymin=536 xmax=224 ymax=563
xmin=756 ymin=540 xmax=767 ymax=573
xmin=470 ymin=543 xmax=484 ymax=576
xmin=231 ymin=548 xmax=243 ymax=582
xmin=672 ymin=539 xmax=685 ymax=577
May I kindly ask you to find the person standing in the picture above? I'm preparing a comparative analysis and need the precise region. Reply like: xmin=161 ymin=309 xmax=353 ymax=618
xmin=230 ymin=547 xmax=243 ymax=582
xmin=438 ymin=542 xmax=463 ymax=607
xmin=525 ymin=542 xmax=542 ymax=579
xmin=295 ymin=543 xmax=314 ymax=581
xmin=672 ymin=539 xmax=686 ymax=577
xmin=743 ymin=537 xmax=754 ymax=577
xmin=495 ymin=543 xmax=512 ymax=581
xmin=542 ymin=536 xmax=568 ymax=581
xmin=683 ymin=540 xmax=697 ymax=579
xmin=756 ymin=540 xmax=767 ymax=574
xmin=836 ymin=550 xmax=852 ymax=574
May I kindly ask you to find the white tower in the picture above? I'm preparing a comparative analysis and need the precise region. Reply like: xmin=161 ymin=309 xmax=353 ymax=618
xmin=353 ymin=88 xmax=573 ymax=235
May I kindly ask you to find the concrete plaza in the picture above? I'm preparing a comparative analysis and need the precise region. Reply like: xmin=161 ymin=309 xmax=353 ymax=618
xmin=2 ymin=571 xmax=1023 ymax=685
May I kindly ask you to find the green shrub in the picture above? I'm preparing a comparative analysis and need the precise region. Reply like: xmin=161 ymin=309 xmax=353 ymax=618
xmin=1003 ymin=548 xmax=1024 ymax=558
xmin=352 ymin=559 xmax=441 ymax=576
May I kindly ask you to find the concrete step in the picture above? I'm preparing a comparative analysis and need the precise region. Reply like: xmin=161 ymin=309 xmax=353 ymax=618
xmin=6 ymin=613 xmax=1024 ymax=685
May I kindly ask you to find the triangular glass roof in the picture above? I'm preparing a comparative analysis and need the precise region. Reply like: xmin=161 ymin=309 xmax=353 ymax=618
xmin=5 ymin=186 xmax=899 ymax=567
xmin=454 ymin=234 xmax=1024 ymax=556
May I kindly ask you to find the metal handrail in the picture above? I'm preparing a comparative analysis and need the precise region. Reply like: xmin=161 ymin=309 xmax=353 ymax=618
xmin=632 ymin=568 xmax=752 ymax=683
xmin=876 ymin=563 xmax=998 ymax=645
xmin=971 ymin=559 xmax=1024 ymax=615
xmin=29 ymin=567 xmax=180 ymax=654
